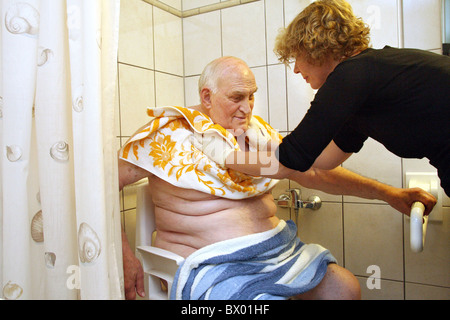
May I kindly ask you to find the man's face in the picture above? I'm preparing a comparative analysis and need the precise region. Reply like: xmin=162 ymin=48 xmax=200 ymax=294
xmin=208 ymin=64 xmax=257 ymax=136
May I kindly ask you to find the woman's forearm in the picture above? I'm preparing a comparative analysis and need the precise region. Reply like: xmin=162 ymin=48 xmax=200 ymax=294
xmin=224 ymin=152 xmax=437 ymax=215
xmin=290 ymin=166 xmax=437 ymax=216
xmin=224 ymin=151 xmax=389 ymax=200
xmin=224 ymin=150 xmax=294 ymax=178
xmin=290 ymin=166 xmax=391 ymax=200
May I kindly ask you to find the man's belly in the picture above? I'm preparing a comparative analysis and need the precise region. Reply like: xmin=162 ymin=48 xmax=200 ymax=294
xmin=149 ymin=178 xmax=279 ymax=258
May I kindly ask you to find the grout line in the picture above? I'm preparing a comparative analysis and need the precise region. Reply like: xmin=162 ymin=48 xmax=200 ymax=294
xmin=263 ymin=0 xmax=270 ymax=123
xmin=142 ymin=0 xmax=261 ymax=18
xmin=151 ymin=4 xmax=157 ymax=108
xmin=220 ymin=7 xmax=223 ymax=57
xmin=142 ymin=0 xmax=182 ymax=17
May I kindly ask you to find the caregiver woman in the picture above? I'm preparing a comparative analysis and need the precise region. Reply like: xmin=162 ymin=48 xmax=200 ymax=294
xmin=221 ymin=0 xmax=450 ymax=197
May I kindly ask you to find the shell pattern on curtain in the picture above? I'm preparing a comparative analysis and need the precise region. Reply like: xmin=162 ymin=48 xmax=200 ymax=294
xmin=0 ymin=0 xmax=123 ymax=299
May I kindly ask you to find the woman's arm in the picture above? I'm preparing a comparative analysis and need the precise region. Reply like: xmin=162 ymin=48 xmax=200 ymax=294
xmin=224 ymin=140 xmax=350 ymax=178
xmin=312 ymin=141 xmax=352 ymax=169
xmin=224 ymin=150 xmax=294 ymax=178
xmin=223 ymin=148 xmax=437 ymax=216
xmin=291 ymin=166 xmax=437 ymax=216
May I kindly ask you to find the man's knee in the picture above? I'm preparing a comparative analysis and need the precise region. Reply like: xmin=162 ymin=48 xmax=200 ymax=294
xmin=294 ymin=263 xmax=361 ymax=300
xmin=325 ymin=263 xmax=361 ymax=300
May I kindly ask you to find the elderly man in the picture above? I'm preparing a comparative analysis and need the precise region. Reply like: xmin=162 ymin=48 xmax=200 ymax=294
xmin=119 ymin=56 xmax=435 ymax=300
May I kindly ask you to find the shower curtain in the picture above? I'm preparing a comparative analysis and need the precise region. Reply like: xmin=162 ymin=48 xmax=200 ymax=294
xmin=1 ymin=0 xmax=124 ymax=299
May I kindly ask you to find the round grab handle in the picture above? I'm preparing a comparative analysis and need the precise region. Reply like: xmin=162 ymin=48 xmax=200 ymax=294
xmin=410 ymin=202 xmax=428 ymax=253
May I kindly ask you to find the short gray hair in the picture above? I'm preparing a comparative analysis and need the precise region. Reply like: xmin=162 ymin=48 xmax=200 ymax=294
xmin=198 ymin=56 xmax=249 ymax=95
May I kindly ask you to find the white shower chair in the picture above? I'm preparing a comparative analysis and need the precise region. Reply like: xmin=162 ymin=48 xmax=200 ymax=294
xmin=134 ymin=180 xmax=184 ymax=300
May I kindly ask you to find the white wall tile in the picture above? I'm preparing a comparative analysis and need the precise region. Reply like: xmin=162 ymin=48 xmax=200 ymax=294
xmin=155 ymin=72 xmax=185 ymax=107
xmin=123 ymin=208 xmax=137 ymax=251
xmin=403 ymin=0 xmax=442 ymax=49
xmin=286 ymin=63 xmax=316 ymax=131
xmin=251 ymin=66 xmax=268 ymax=121
xmin=183 ymin=0 xmax=220 ymax=11
xmin=297 ymin=202 xmax=344 ymax=265
xmin=343 ymin=138 xmax=403 ymax=203
xmin=118 ymin=64 xmax=155 ymax=136
xmin=267 ymin=64 xmax=287 ymax=132
xmin=404 ymin=209 xmax=450 ymax=287
xmin=283 ymin=0 xmax=311 ymax=28
xmin=265 ymin=0 xmax=285 ymax=64
xmin=154 ymin=7 xmax=184 ymax=76
xmin=159 ymin=0 xmax=182 ymax=11
xmin=344 ymin=203 xmax=404 ymax=281
xmin=429 ymin=48 xmax=443 ymax=55
xmin=118 ymin=0 xmax=154 ymax=69
xmin=357 ymin=277 xmax=404 ymax=300
xmin=285 ymin=0 xmax=399 ymax=49
xmin=184 ymin=75 xmax=201 ymax=106
xmin=348 ymin=0 xmax=399 ymax=49
xmin=123 ymin=183 xmax=138 ymax=210
xmin=221 ymin=1 xmax=266 ymax=67
xmin=183 ymin=11 xmax=222 ymax=76
xmin=405 ymin=282 xmax=450 ymax=300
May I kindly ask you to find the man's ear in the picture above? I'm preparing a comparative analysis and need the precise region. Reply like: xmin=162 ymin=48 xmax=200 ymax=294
xmin=200 ymin=88 xmax=212 ymax=110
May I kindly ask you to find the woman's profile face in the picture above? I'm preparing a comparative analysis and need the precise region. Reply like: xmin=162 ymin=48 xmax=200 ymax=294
xmin=293 ymin=54 xmax=340 ymax=90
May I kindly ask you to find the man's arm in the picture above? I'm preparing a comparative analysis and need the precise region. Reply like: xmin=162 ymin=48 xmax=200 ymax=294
xmin=290 ymin=166 xmax=437 ymax=216
xmin=118 ymin=158 xmax=149 ymax=190
xmin=118 ymin=158 xmax=149 ymax=299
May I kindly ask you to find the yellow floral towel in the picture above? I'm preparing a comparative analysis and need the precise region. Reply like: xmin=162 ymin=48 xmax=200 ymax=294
xmin=119 ymin=106 xmax=282 ymax=199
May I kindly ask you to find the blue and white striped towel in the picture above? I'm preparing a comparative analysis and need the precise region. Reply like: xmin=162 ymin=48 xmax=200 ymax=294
xmin=170 ymin=220 xmax=337 ymax=300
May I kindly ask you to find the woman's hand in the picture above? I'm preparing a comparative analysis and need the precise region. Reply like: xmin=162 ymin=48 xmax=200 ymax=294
xmin=384 ymin=187 xmax=437 ymax=217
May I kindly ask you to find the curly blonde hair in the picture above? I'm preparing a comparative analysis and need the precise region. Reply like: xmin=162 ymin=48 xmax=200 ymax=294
xmin=274 ymin=0 xmax=371 ymax=66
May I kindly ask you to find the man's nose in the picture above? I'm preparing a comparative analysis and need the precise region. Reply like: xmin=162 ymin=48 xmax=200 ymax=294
xmin=240 ymin=98 xmax=252 ymax=113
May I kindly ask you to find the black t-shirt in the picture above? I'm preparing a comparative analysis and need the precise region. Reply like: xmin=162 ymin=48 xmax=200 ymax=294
xmin=277 ymin=46 xmax=450 ymax=193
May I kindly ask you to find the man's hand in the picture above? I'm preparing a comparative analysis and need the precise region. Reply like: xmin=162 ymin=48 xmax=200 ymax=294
xmin=122 ymin=231 xmax=145 ymax=300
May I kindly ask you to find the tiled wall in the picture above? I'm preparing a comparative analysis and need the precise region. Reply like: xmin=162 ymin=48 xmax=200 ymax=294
xmin=117 ymin=0 xmax=185 ymax=254
xmin=118 ymin=0 xmax=449 ymax=300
